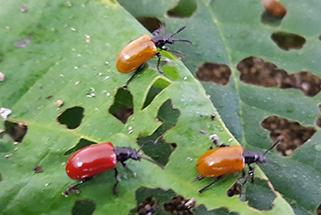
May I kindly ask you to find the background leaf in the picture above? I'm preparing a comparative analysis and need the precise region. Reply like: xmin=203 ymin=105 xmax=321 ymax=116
xmin=118 ymin=0 xmax=321 ymax=214
xmin=0 ymin=0 xmax=294 ymax=214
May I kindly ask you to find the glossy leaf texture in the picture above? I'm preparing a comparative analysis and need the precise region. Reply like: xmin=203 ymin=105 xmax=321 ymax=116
xmin=118 ymin=0 xmax=321 ymax=214
xmin=0 ymin=0 xmax=293 ymax=214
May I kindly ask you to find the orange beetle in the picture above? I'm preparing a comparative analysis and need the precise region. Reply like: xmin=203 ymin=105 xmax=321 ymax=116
xmin=116 ymin=25 xmax=191 ymax=74
xmin=196 ymin=136 xmax=280 ymax=193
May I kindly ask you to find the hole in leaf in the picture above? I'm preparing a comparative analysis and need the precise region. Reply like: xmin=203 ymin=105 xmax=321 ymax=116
xmin=245 ymin=178 xmax=276 ymax=210
xmin=4 ymin=120 xmax=28 ymax=142
xmin=136 ymin=17 xmax=161 ymax=33
xmin=130 ymin=187 xmax=176 ymax=215
xmin=237 ymin=57 xmax=321 ymax=96
xmin=142 ymin=77 xmax=171 ymax=109
xmin=164 ymin=195 xmax=196 ymax=214
xmin=262 ymin=115 xmax=316 ymax=155
xmin=131 ymin=187 xmax=196 ymax=215
xmin=33 ymin=165 xmax=44 ymax=174
xmin=57 ymin=106 xmax=84 ymax=129
xmin=193 ymin=206 xmax=239 ymax=215
xmin=71 ymin=199 xmax=96 ymax=215
xmin=227 ymin=181 xmax=243 ymax=198
xmin=108 ymin=87 xmax=134 ymax=124
xmin=271 ymin=31 xmax=306 ymax=51
xmin=261 ymin=0 xmax=287 ymax=19
xmin=138 ymin=99 xmax=180 ymax=166
xmin=196 ymin=62 xmax=231 ymax=85
xmin=134 ymin=196 xmax=157 ymax=215
xmin=64 ymin=138 xmax=97 ymax=155
xmin=167 ymin=0 xmax=197 ymax=18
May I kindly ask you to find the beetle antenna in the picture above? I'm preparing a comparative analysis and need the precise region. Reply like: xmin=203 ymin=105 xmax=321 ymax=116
xmin=137 ymin=136 xmax=162 ymax=152
xmin=170 ymin=26 xmax=186 ymax=38
xmin=141 ymin=156 xmax=164 ymax=169
xmin=263 ymin=139 xmax=281 ymax=156
xmin=173 ymin=39 xmax=192 ymax=44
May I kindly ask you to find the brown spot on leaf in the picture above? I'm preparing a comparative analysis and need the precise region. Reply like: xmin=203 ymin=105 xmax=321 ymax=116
xmin=262 ymin=116 xmax=316 ymax=155
xmin=108 ymin=87 xmax=133 ymax=124
xmin=33 ymin=165 xmax=44 ymax=174
xmin=238 ymin=57 xmax=321 ymax=96
xmin=196 ymin=62 xmax=231 ymax=85
xmin=271 ymin=31 xmax=305 ymax=50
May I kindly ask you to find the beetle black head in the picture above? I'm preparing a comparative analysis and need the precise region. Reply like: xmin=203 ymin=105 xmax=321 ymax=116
xmin=115 ymin=147 xmax=142 ymax=163
xmin=114 ymin=146 xmax=162 ymax=168
xmin=243 ymin=139 xmax=281 ymax=165
xmin=151 ymin=25 xmax=191 ymax=49
xmin=243 ymin=151 xmax=266 ymax=164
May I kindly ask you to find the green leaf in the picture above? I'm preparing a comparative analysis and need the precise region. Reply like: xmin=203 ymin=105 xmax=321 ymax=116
xmin=0 ymin=0 xmax=293 ymax=214
xmin=119 ymin=0 xmax=321 ymax=214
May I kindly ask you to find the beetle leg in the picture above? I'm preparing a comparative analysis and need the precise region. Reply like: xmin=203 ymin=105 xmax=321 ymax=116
xmin=209 ymin=134 xmax=229 ymax=148
xmin=198 ymin=176 xmax=222 ymax=194
xmin=112 ymin=168 xmax=121 ymax=195
xmin=156 ymin=53 xmax=164 ymax=75
xmin=63 ymin=177 xmax=92 ymax=197
xmin=124 ymin=64 xmax=146 ymax=87
xmin=121 ymin=161 xmax=136 ymax=177
xmin=194 ymin=175 xmax=204 ymax=182
xmin=227 ymin=180 xmax=243 ymax=197
xmin=248 ymin=165 xmax=255 ymax=183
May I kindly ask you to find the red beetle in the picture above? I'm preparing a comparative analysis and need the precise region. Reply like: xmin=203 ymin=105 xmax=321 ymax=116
xmin=64 ymin=142 xmax=154 ymax=196
xmin=196 ymin=136 xmax=280 ymax=194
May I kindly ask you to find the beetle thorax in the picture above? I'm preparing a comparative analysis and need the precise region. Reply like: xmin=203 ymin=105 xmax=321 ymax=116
xmin=243 ymin=151 xmax=266 ymax=164
xmin=115 ymin=147 xmax=141 ymax=163
xmin=152 ymin=36 xmax=174 ymax=49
